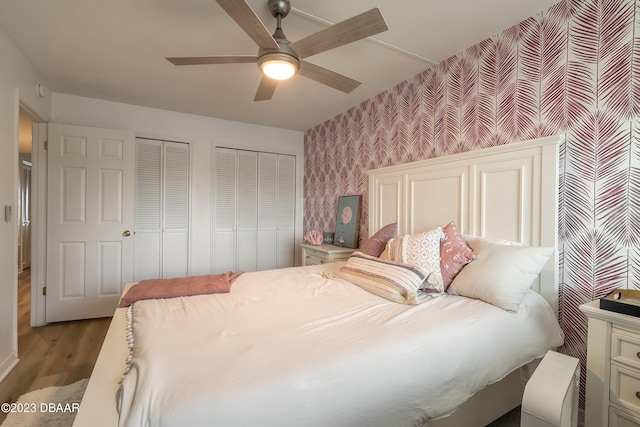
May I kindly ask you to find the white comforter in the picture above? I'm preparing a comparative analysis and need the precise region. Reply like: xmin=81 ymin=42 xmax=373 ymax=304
xmin=117 ymin=263 xmax=564 ymax=427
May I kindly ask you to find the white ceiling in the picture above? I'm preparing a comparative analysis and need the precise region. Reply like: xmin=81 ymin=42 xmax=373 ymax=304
xmin=0 ymin=0 xmax=560 ymax=132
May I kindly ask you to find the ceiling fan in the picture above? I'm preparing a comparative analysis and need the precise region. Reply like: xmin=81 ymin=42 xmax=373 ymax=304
xmin=166 ymin=0 xmax=388 ymax=101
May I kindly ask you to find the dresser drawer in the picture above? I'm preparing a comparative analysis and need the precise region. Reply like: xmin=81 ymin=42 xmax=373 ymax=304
xmin=610 ymin=406 xmax=640 ymax=427
xmin=611 ymin=364 xmax=640 ymax=414
xmin=304 ymin=254 xmax=325 ymax=265
xmin=613 ymin=328 xmax=640 ymax=371
xmin=304 ymin=248 xmax=323 ymax=259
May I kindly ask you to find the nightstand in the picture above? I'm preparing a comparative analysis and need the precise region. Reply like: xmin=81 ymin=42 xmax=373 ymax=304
xmin=581 ymin=300 xmax=640 ymax=426
xmin=300 ymin=243 xmax=356 ymax=266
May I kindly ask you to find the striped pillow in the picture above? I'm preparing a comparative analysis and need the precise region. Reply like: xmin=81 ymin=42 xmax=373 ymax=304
xmin=337 ymin=252 xmax=438 ymax=305
xmin=385 ymin=227 xmax=445 ymax=293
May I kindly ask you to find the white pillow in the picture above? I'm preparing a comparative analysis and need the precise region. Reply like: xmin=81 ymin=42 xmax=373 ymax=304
xmin=463 ymin=235 xmax=523 ymax=246
xmin=448 ymin=238 xmax=553 ymax=312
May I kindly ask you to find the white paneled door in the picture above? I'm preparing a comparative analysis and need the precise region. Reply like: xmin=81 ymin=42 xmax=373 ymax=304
xmin=46 ymin=123 xmax=135 ymax=322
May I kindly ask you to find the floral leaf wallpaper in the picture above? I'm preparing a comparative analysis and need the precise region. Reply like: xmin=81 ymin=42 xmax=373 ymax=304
xmin=304 ymin=0 xmax=640 ymax=405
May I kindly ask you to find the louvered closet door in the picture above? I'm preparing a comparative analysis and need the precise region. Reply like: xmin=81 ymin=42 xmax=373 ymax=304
xmin=162 ymin=144 xmax=189 ymax=277
xmin=257 ymin=153 xmax=295 ymax=269
xmin=276 ymin=154 xmax=295 ymax=268
xmin=257 ymin=153 xmax=278 ymax=270
xmin=135 ymin=138 xmax=190 ymax=280
xmin=135 ymin=140 xmax=162 ymax=280
xmin=213 ymin=148 xmax=237 ymax=273
xmin=237 ymin=151 xmax=258 ymax=272
xmin=214 ymin=148 xmax=295 ymax=273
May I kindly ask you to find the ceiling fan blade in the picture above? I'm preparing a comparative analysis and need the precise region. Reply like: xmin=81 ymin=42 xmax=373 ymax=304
xmin=291 ymin=8 xmax=388 ymax=59
xmin=298 ymin=61 xmax=361 ymax=94
xmin=216 ymin=0 xmax=279 ymax=50
xmin=166 ymin=56 xmax=257 ymax=65
xmin=254 ymin=75 xmax=278 ymax=101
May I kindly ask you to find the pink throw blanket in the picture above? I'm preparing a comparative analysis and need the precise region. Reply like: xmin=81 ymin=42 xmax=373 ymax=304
xmin=119 ymin=272 xmax=243 ymax=307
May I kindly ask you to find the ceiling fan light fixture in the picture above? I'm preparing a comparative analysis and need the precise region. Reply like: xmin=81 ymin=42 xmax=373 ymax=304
xmin=262 ymin=60 xmax=296 ymax=80
xmin=258 ymin=52 xmax=299 ymax=80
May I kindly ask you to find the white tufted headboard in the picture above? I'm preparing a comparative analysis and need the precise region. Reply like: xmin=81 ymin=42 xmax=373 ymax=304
xmin=366 ymin=135 xmax=562 ymax=313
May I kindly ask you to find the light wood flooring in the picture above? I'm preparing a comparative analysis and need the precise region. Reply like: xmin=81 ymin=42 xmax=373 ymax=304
xmin=0 ymin=269 xmax=111 ymax=424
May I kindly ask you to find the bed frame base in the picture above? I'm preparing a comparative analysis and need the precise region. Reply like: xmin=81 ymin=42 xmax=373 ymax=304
xmin=428 ymin=369 xmax=523 ymax=426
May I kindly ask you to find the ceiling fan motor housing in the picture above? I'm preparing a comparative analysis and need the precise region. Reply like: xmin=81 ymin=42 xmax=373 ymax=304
xmin=268 ymin=0 xmax=291 ymax=18
xmin=258 ymin=43 xmax=299 ymax=65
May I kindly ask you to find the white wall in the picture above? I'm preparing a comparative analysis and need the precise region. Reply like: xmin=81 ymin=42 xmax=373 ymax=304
xmin=0 ymin=27 xmax=51 ymax=382
xmin=50 ymin=93 xmax=305 ymax=275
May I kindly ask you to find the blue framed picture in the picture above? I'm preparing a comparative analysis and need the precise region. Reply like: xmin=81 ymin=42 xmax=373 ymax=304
xmin=333 ymin=195 xmax=361 ymax=248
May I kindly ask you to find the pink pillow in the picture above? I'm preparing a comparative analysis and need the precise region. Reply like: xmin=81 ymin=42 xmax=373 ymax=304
xmin=359 ymin=223 xmax=397 ymax=257
xmin=440 ymin=222 xmax=476 ymax=289
xmin=119 ymin=272 xmax=243 ymax=307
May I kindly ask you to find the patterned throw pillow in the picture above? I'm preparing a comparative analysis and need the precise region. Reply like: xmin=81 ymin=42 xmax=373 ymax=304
xmin=385 ymin=227 xmax=445 ymax=293
xmin=440 ymin=222 xmax=476 ymax=289
xmin=337 ymin=252 xmax=436 ymax=304
xmin=359 ymin=222 xmax=397 ymax=257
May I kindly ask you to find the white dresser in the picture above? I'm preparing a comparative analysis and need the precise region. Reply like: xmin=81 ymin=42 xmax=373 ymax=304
xmin=581 ymin=300 xmax=640 ymax=426
xmin=300 ymin=244 xmax=355 ymax=266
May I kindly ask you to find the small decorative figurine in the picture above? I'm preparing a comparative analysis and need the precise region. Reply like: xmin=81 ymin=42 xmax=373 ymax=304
xmin=304 ymin=230 xmax=324 ymax=245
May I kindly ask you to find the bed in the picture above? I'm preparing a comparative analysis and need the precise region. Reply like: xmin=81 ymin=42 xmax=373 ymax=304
xmin=74 ymin=135 xmax=564 ymax=427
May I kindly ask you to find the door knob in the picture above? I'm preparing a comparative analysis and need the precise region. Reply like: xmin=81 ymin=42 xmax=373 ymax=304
xmin=123 ymin=230 xmax=131 ymax=237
